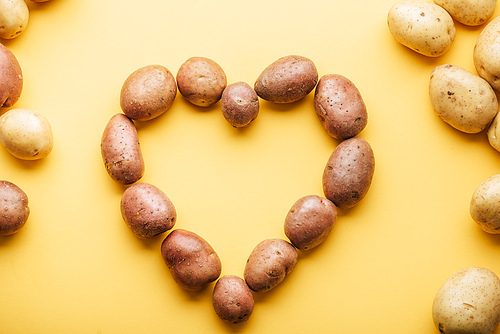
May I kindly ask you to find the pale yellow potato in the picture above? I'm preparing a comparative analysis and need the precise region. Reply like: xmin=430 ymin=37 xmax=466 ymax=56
xmin=429 ymin=64 xmax=499 ymax=134
xmin=0 ymin=109 xmax=53 ymax=160
xmin=487 ymin=113 xmax=500 ymax=151
xmin=474 ymin=16 xmax=500 ymax=91
xmin=387 ymin=0 xmax=456 ymax=57
xmin=432 ymin=267 xmax=500 ymax=334
xmin=0 ymin=0 xmax=29 ymax=39
xmin=434 ymin=0 xmax=496 ymax=26
xmin=470 ymin=174 xmax=500 ymax=234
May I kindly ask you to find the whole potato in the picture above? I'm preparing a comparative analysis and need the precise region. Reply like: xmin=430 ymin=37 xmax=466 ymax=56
xmin=254 ymin=55 xmax=318 ymax=103
xmin=432 ymin=267 xmax=500 ymax=334
xmin=387 ymin=0 xmax=456 ymax=57
xmin=487 ymin=113 xmax=500 ymax=152
xmin=120 ymin=65 xmax=177 ymax=121
xmin=212 ymin=275 xmax=254 ymax=324
xmin=0 ymin=108 xmax=53 ymax=160
xmin=434 ymin=0 xmax=496 ymax=26
xmin=221 ymin=82 xmax=259 ymax=128
xmin=0 ymin=0 xmax=28 ymax=39
xmin=101 ymin=113 xmax=145 ymax=185
xmin=474 ymin=16 xmax=500 ymax=91
xmin=161 ymin=229 xmax=222 ymax=291
xmin=0 ymin=180 xmax=29 ymax=236
xmin=323 ymin=137 xmax=375 ymax=209
xmin=470 ymin=174 xmax=500 ymax=234
xmin=176 ymin=57 xmax=227 ymax=107
xmin=0 ymin=43 xmax=22 ymax=107
xmin=429 ymin=64 xmax=498 ymax=134
xmin=284 ymin=195 xmax=337 ymax=250
xmin=120 ymin=182 xmax=176 ymax=239
xmin=314 ymin=74 xmax=368 ymax=140
xmin=244 ymin=238 xmax=298 ymax=293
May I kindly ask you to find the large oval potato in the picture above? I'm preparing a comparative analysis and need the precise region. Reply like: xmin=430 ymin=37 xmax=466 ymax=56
xmin=323 ymin=137 xmax=375 ymax=209
xmin=387 ymin=0 xmax=456 ymax=57
xmin=212 ymin=275 xmax=254 ymax=324
xmin=470 ymin=174 xmax=500 ymax=234
xmin=474 ymin=16 xmax=500 ymax=91
xmin=432 ymin=267 xmax=500 ymax=334
xmin=221 ymin=81 xmax=259 ymax=128
xmin=254 ymin=55 xmax=318 ymax=103
xmin=0 ymin=0 xmax=29 ymax=39
xmin=101 ymin=113 xmax=145 ymax=185
xmin=0 ymin=180 xmax=29 ymax=236
xmin=0 ymin=43 xmax=22 ymax=107
xmin=161 ymin=229 xmax=222 ymax=291
xmin=314 ymin=74 xmax=368 ymax=140
xmin=429 ymin=64 xmax=498 ymax=134
xmin=434 ymin=0 xmax=496 ymax=26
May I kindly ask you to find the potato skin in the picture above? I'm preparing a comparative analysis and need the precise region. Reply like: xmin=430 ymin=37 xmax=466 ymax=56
xmin=221 ymin=82 xmax=259 ymax=128
xmin=470 ymin=174 xmax=500 ymax=234
xmin=432 ymin=267 xmax=500 ymax=334
xmin=120 ymin=65 xmax=177 ymax=121
xmin=429 ymin=64 xmax=498 ymax=134
xmin=254 ymin=55 xmax=318 ymax=103
xmin=176 ymin=57 xmax=227 ymax=107
xmin=161 ymin=229 xmax=222 ymax=291
xmin=212 ymin=275 xmax=254 ymax=324
xmin=0 ymin=181 xmax=29 ymax=236
xmin=323 ymin=137 xmax=375 ymax=209
xmin=487 ymin=113 xmax=500 ymax=152
xmin=314 ymin=74 xmax=368 ymax=140
xmin=120 ymin=182 xmax=176 ymax=238
xmin=101 ymin=113 xmax=145 ymax=185
xmin=0 ymin=0 xmax=29 ymax=39
xmin=284 ymin=195 xmax=337 ymax=250
xmin=244 ymin=238 xmax=298 ymax=293
xmin=474 ymin=16 xmax=500 ymax=91
xmin=434 ymin=0 xmax=496 ymax=26
xmin=0 ymin=43 xmax=22 ymax=107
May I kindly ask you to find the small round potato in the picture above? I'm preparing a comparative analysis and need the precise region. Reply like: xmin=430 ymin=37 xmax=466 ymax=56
xmin=0 ymin=43 xmax=22 ymax=107
xmin=120 ymin=182 xmax=176 ymax=239
xmin=212 ymin=275 xmax=254 ymax=324
xmin=0 ymin=180 xmax=29 ymax=236
xmin=429 ymin=64 xmax=498 ymax=134
xmin=470 ymin=174 xmax=500 ymax=234
xmin=161 ymin=229 xmax=222 ymax=291
xmin=221 ymin=82 xmax=259 ymax=128
xmin=120 ymin=65 xmax=177 ymax=121
xmin=387 ymin=0 xmax=456 ymax=57
xmin=474 ymin=16 xmax=500 ymax=91
xmin=254 ymin=55 xmax=318 ymax=103
xmin=0 ymin=109 xmax=53 ymax=160
xmin=432 ymin=267 xmax=500 ymax=334
xmin=176 ymin=57 xmax=227 ymax=107
xmin=0 ymin=0 xmax=29 ymax=39
xmin=434 ymin=0 xmax=496 ymax=26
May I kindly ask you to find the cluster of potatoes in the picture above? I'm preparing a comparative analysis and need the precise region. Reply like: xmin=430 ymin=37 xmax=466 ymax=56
xmin=0 ymin=0 xmax=52 ymax=40
xmin=389 ymin=0 xmax=500 ymax=333
xmin=101 ymin=55 xmax=376 ymax=323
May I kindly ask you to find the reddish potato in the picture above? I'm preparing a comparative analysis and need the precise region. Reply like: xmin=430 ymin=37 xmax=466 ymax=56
xmin=0 ymin=43 xmax=22 ymax=107
xmin=212 ymin=275 xmax=254 ymax=324
xmin=221 ymin=82 xmax=259 ymax=128
xmin=0 ymin=181 xmax=29 ymax=236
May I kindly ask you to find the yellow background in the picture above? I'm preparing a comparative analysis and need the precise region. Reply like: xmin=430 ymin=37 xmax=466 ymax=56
xmin=1 ymin=0 xmax=500 ymax=333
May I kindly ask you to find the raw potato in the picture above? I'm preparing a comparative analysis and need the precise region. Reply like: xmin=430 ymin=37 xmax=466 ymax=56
xmin=221 ymin=82 xmax=259 ymax=128
xmin=387 ymin=0 xmax=456 ymax=57
xmin=176 ymin=57 xmax=227 ymax=107
xmin=474 ymin=16 xmax=500 ymax=91
xmin=470 ymin=174 xmax=500 ymax=234
xmin=254 ymin=55 xmax=318 ymax=103
xmin=0 ymin=109 xmax=53 ymax=160
xmin=314 ymin=74 xmax=368 ymax=140
xmin=101 ymin=113 xmax=145 ymax=185
xmin=161 ymin=229 xmax=222 ymax=291
xmin=0 ymin=0 xmax=28 ymax=39
xmin=120 ymin=65 xmax=177 ymax=121
xmin=244 ymin=238 xmax=298 ymax=293
xmin=434 ymin=0 xmax=496 ymax=26
xmin=212 ymin=275 xmax=254 ymax=324
xmin=429 ymin=64 xmax=499 ymax=134
xmin=432 ymin=267 xmax=500 ymax=334
xmin=487 ymin=113 xmax=500 ymax=152
xmin=0 ymin=43 xmax=22 ymax=107
xmin=323 ymin=137 xmax=375 ymax=209
xmin=0 ymin=180 xmax=29 ymax=236
xmin=120 ymin=182 xmax=176 ymax=239
xmin=284 ymin=195 xmax=337 ymax=250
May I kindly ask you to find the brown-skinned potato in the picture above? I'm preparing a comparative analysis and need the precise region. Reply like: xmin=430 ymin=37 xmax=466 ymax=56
xmin=212 ymin=275 xmax=254 ymax=324
xmin=0 ymin=180 xmax=29 ymax=236
xmin=0 ymin=43 xmax=22 ymax=107
xmin=221 ymin=81 xmax=259 ymax=128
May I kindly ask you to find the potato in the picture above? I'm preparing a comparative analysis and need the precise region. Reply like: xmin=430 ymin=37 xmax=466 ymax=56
xmin=244 ymin=238 xmax=298 ymax=293
xmin=120 ymin=182 xmax=176 ymax=238
xmin=0 ymin=43 xmax=22 ymax=107
xmin=429 ymin=64 xmax=498 ymax=134
xmin=161 ymin=229 xmax=222 ymax=291
xmin=0 ymin=180 xmax=29 ymax=236
xmin=254 ymin=55 xmax=318 ymax=103
xmin=474 ymin=16 xmax=500 ymax=91
xmin=176 ymin=57 xmax=227 ymax=107
xmin=314 ymin=74 xmax=368 ymax=140
xmin=434 ymin=0 xmax=496 ymax=26
xmin=432 ymin=267 xmax=500 ymax=334
xmin=387 ymin=0 xmax=456 ymax=57
xmin=487 ymin=113 xmax=500 ymax=152
xmin=101 ymin=113 xmax=145 ymax=185
xmin=0 ymin=108 xmax=53 ymax=160
xmin=212 ymin=275 xmax=254 ymax=324
xmin=221 ymin=82 xmax=259 ymax=128
xmin=120 ymin=65 xmax=177 ymax=121
xmin=0 ymin=0 xmax=28 ymax=39
xmin=470 ymin=174 xmax=500 ymax=234
xmin=323 ymin=137 xmax=375 ymax=209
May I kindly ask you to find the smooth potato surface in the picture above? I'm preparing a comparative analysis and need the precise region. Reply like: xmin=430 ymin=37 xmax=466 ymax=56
xmin=474 ymin=16 xmax=500 ymax=91
xmin=470 ymin=174 xmax=500 ymax=234
xmin=0 ymin=180 xmax=29 ymax=236
xmin=221 ymin=82 xmax=259 ymax=128
xmin=434 ymin=0 xmax=496 ymax=26
xmin=0 ymin=43 xmax=22 ymax=107
xmin=0 ymin=0 xmax=28 ymax=39
xmin=212 ymin=275 xmax=254 ymax=324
